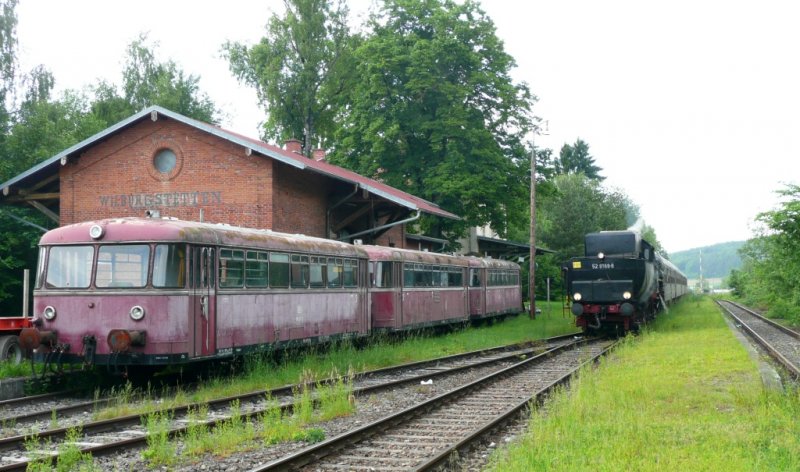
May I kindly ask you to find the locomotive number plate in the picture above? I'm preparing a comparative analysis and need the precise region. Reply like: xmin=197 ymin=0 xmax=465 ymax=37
xmin=591 ymin=263 xmax=616 ymax=269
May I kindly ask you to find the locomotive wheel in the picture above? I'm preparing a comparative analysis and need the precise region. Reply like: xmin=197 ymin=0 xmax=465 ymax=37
xmin=0 ymin=335 xmax=23 ymax=365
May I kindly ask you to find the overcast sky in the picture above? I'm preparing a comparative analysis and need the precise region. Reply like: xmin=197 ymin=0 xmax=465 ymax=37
xmin=16 ymin=0 xmax=798 ymax=254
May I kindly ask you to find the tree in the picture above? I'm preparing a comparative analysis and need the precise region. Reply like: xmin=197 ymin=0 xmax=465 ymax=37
xmin=555 ymin=139 xmax=604 ymax=181
xmin=225 ymin=0 xmax=355 ymax=155
xmin=641 ymin=223 xmax=665 ymax=256
xmin=732 ymin=184 xmax=800 ymax=322
xmin=0 ymin=0 xmax=16 ymax=139
xmin=538 ymin=173 xmax=635 ymax=258
xmin=91 ymin=34 xmax=219 ymax=125
xmin=330 ymin=0 xmax=534 ymax=239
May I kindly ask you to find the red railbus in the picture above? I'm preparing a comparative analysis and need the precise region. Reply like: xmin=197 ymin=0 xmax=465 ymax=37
xmin=21 ymin=218 xmax=523 ymax=367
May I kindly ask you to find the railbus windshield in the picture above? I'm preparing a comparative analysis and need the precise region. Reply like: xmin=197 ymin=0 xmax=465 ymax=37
xmin=42 ymin=243 xmax=186 ymax=289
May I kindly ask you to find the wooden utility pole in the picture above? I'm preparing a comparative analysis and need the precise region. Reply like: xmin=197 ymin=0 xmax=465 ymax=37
xmin=529 ymin=143 xmax=536 ymax=319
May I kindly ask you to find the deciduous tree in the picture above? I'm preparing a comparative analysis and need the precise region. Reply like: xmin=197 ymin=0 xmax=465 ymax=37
xmin=330 ymin=0 xmax=534 ymax=239
xmin=91 ymin=34 xmax=218 ymax=125
xmin=538 ymin=173 xmax=635 ymax=258
xmin=225 ymin=0 xmax=355 ymax=155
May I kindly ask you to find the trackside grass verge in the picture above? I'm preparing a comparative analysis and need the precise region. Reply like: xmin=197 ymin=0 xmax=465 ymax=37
xmin=487 ymin=295 xmax=800 ymax=472
xmin=93 ymin=305 xmax=576 ymax=420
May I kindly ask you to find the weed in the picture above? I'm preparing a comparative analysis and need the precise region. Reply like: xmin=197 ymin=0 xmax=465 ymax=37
xmin=293 ymin=378 xmax=315 ymax=426
xmin=24 ymin=434 xmax=54 ymax=471
xmin=294 ymin=427 xmax=325 ymax=443
xmin=261 ymin=396 xmax=302 ymax=445
xmin=316 ymin=368 xmax=356 ymax=421
xmin=182 ymin=404 xmax=210 ymax=458
xmin=54 ymin=427 xmax=97 ymax=471
xmin=141 ymin=410 xmax=176 ymax=467
xmin=49 ymin=408 xmax=58 ymax=430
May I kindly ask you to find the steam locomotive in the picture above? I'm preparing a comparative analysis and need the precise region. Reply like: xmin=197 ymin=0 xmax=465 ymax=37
xmin=565 ymin=231 xmax=688 ymax=334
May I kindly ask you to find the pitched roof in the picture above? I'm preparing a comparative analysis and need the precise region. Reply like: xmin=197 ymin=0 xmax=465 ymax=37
xmin=0 ymin=106 xmax=458 ymax=220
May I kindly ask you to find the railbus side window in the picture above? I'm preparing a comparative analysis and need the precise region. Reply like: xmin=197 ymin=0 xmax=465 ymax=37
xmin=96 ymin=245 xmax=150 ymax=288
xmin=310 ymin=256 xmax=326 ymax=288
xmin=270 ymin=253 xmax=290 ymax=288
xmin=35 ymin=247 xmax=46 ymax=289
xmin=373 ymin=261 xmax=393 ymax=288
xmin=153 ymin=244 xmax=186 ymax=288
xmin=327 ymin=258 xmax=342 ymax=288
xmin=219 ymin=249 xmax=244 ymax=288
xmin=245 ymin=251 xmax=269 ymax=287
xmin=403 ymin=264 xmax=414 ymax=287
xmin=343 ymin=259 xmax=358 ymax=287
xmin=469 ymin=268 xmax=480 ymax=287
xmin=291 ymin=254 xmax=310 ymax=288
xmin=448 ymin=267 xmax=463 ymax=287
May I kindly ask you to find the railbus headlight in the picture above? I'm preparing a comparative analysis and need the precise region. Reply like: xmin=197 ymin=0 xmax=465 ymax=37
xmin=43 ymin=305 xmax=56 ymax=320
xmin=573 ymin=293 xmax=582 ymax=301
xmin=623 ymin=291 xmax=632 ymax=300
xmin=130 ymin=305 xmax=145 ymax=321
xmin=89 ymin=224 xmax=105 ymax=240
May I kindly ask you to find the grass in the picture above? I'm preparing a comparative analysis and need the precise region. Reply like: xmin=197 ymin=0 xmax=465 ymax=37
xmin=179 ymin=374 xmax=349 ymax=462
xmin=487 ymin=295 xmax=800 ymax=471
xmin=92 ymin=305 xmax=575 ymax=421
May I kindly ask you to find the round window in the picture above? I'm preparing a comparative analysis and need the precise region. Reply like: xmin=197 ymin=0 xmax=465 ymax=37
xmin=153 ymin=149 xmax=177 ymax=174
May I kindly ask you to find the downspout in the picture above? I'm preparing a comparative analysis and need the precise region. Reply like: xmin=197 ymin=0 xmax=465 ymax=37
xmin=338 ymin=210 xmax=421 ymax=242
xmin=327 ymin=184 xmax=359 ymax=238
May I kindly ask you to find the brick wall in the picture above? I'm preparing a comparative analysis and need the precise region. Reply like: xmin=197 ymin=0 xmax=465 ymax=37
xmin=271 ymin=161 xmax=329 ymax=237
xmin=59 ymin=117 xmax=273 ymax=229
xmin=374 ymin=224 xmax=406 ymax=249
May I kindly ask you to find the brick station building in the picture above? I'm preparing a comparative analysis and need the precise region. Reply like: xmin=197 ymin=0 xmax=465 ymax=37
xmin=1 ymin=106 xmax=549 ymax=259
xmin=0 ymin=106 xmax=461 ymax=249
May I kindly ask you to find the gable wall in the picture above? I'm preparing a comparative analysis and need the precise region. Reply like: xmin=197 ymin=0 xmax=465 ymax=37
xmin=59 ymin=118 xmax=273 ymax=229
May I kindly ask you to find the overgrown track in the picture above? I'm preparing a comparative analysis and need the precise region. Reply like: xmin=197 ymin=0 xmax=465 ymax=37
xmin=717 ymin=300 xmax=800 ymax=378
xmin=255 ymin=338 xmax=615 ymax=472
xmin=0 ymin=333 xmax=582 ymax=470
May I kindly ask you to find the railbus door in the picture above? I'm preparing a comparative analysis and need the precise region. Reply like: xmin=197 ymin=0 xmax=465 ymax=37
xmin=191 ymin=246 xmax=217 ymax=358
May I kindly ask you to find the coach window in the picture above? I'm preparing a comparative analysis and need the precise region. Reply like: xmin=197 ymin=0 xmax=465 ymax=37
xmin=469 ymin=269 xmax=480 ymax=287
xmin=343 ymin=259 xmax=358 ymax=287
xmin=310 ymin=256 xmax=326 ymax=288
xmin=96 ymin=245 xmax=150 ymax=288
xmin=219 ymin=249 xmax=244 ymax=288
xmin=245 ymin=251 xmax=269 ymax=287
xmin=403 ymin=264 xmax=414 ymax=287
xmin=372 ymin=261 xmax=393 ymax=288
xmin=153 ymin=244 xmax=186 ymax=288
xmin=448 ymin=267 xmax=463 ymax=287
xmin=327 ymin=258 xmax=342 ymax=287
xmin=270 ymin=253 xmax=290 ymax=288
xmin=291 ymin=254 xmax=310 ymax=288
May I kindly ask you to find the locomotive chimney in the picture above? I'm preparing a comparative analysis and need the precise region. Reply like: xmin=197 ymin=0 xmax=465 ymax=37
xmin=284 ymin=139 xmax=303 ymax=154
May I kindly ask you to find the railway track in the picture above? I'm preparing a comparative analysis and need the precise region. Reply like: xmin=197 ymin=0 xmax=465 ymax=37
xmin=717 ymin=300 xmax=800 ymax=378
xmin=257 ymin=337 xmax=615 ymax=471
xmin=0 ymin=333 xmax=583 ymax=470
